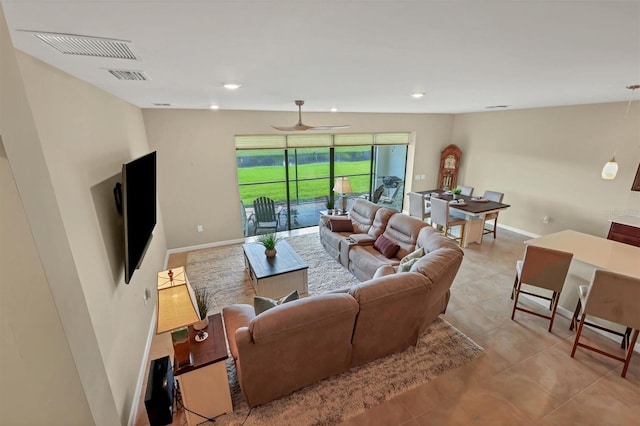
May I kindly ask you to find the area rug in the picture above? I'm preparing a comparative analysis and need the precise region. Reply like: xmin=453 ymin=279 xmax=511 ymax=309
xmin=185 ymin=233 xmax=484 ymax=426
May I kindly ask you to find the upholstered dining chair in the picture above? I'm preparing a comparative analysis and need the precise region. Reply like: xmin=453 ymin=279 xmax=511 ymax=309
xmin=456 ymin=185 xmax=474 ymax=196
xmin=482 ymin=190 xmax=504 ymax=239
xmin=430 ymin=196 xmax=466 ymax=246
xmin=511 ymin=245 xmax=573 ymax=332
xmin=570 ymin=269 xmax=640 ymax=378
xmin=408 ymin=192 xmax=431 ymax=223
xmin=252 ymin=196 xmax=279 ymax=235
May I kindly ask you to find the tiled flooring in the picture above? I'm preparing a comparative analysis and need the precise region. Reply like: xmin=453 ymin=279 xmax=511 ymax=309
xmin=135 ymin=227 xmax=640 ymax=426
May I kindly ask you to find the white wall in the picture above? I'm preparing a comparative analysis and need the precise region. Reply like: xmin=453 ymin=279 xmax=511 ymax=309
xmin=1 ymin=3 xmax=168 ymax=422
xmin=451 ymin=102 xmax=640 ymax=237
xmin=143 ymin=109 xmax=454 ymax=248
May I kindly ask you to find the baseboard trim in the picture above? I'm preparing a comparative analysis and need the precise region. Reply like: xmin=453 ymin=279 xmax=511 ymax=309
xmin=166 ymin=237 xmax=246 ymax=256
xmin=127 ymin=307 xmax=158 ymax=426
xmin=497 ymin=223 xmax=541 ymax=239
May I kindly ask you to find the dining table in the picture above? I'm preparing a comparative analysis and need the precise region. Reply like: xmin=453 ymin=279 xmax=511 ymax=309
xmin=415 ymin=189 xmax=511 ymax=248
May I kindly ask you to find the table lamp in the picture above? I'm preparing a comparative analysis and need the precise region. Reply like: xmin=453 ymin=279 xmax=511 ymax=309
xmin=333 ymin=177 xmax=352 ymax=213
xmin=157 ymin=267 xmax=200 ymax=369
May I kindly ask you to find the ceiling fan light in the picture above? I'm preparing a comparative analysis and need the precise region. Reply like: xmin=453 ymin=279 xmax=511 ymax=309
xmin=601 ymin=157 xmax=618 ymax=180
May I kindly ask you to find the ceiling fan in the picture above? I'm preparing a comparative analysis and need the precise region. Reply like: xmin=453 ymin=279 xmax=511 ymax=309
xmin=272 ymin=100 xmax=351 ymax=131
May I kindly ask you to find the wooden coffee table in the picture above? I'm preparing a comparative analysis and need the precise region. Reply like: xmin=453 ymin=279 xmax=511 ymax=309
xmin=242 ymin=240 xmax=309 ymax=299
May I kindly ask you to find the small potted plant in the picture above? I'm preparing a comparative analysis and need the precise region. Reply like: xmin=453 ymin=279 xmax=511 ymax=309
xmin=452 ymin=188 xmax=462 ymax=199
xmin=257 ymin=233 xmax=281 ymax=258
xmin=192 ymin=288 xmax=210 ymax=339
xmin=325 ymin=197 xmax=334 ymax=215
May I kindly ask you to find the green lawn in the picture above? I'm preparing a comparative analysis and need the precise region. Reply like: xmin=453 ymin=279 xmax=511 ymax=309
xmin=238 ymin=160 xmax=371 ymax=205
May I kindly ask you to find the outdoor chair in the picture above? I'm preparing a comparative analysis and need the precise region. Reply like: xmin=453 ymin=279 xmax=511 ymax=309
xmin=252 ymin=197 xmax=279 ymax=235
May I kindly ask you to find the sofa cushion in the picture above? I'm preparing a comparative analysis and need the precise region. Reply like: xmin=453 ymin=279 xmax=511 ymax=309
xmin=254 ymin=290 xmax=300 ymax=315
xmin=350 ymin=199 xmax=382 ymax=234
xmin=373 ymin=234 xmax=400 ymax=259
xmin=329 ymin=218 xmax=354 ymax=232
xmin=383 ymin=214 xmax=429 ymax=259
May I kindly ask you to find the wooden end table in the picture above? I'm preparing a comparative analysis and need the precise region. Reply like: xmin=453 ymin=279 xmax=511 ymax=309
xmin=174 ymin=313 xmax=232 ymax=426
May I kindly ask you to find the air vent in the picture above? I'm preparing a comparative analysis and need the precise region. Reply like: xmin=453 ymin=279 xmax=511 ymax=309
xmin=28 ymin=31 xmax=136 ymax=60
xmin=152 ymin=103 xmax=172 ymax=107
xmin=107 ymin=69 xmax=149 ymax=81
xmin=485 ymin=105 xmax=509 ymax=109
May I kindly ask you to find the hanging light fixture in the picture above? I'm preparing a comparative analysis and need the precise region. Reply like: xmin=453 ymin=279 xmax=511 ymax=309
xmin=602 ymin=84 xmax=639 ymax=180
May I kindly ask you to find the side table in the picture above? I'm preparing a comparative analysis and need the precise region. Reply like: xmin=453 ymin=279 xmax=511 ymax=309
xmin=174 ymin=313 xmax=232 ymax=425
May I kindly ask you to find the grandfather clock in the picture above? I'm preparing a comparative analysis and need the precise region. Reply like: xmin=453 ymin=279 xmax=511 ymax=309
xmin=437 ymin=144 xmax=461 ymax=190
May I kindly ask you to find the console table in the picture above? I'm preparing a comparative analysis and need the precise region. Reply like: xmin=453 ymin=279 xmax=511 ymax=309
xmin=174 ymin=314 xmax=232 ymax=426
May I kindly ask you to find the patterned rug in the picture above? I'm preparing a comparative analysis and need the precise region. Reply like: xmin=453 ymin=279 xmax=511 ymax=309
xmin=185 ymin=233 xmax=484 ymax=426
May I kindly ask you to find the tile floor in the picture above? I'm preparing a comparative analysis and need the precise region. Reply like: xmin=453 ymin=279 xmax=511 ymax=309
xmin=135 ymin=227 xmax=640 ymax=426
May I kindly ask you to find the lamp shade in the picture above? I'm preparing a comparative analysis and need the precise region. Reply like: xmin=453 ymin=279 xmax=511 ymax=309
xmin=601 ymin=157 xmax=619 ymax=180
xmin=333 ymin=177 xmax=352 ymax=194
xmin=157 ymin=267 xmax=199 ymax=334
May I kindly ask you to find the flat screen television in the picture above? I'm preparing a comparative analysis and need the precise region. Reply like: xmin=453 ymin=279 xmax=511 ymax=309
xmin=115 ymin=151 xmax=157 ymax=284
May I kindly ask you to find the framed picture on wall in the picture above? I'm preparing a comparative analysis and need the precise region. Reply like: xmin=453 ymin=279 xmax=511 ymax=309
xmin=632 ymin=164 xmax=640 ymax=191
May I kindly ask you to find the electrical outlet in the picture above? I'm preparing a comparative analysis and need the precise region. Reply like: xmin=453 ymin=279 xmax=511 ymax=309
xmin=197 ymin=225 xmax=203 ymax=232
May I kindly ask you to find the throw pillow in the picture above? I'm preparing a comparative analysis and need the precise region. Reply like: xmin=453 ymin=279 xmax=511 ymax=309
xmin=329 ymin=218 xmax=354 ymax=232
xmin=397 ymin=247 xmax=425 ymax=273
xmin=373 ymin=234 xmax=401 ymax=259
xmin=254 ymin=290 xmax=300 ymax=315
xmin=397 ymin=257 xmax=420 ymax=273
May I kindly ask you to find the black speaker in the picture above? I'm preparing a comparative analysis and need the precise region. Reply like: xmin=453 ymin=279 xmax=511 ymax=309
xmin=144 ymin=356 xmax=174 ymax=426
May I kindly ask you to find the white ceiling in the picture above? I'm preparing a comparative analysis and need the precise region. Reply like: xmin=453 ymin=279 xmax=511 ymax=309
xmin=2 ymin=0 xmax=639 ymax=114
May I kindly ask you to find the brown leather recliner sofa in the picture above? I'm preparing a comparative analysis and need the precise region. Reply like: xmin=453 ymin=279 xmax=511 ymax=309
xmin=222 ymin=227 xmax=464 ymax=407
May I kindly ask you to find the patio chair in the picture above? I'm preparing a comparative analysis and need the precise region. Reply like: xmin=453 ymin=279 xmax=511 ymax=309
xmin=252 ymin=197 xmax=279 ymax=235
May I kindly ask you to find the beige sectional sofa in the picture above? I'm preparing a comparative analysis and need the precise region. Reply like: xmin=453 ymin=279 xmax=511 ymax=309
xmin=222 ymin=226 xmax=464 ymax=407
xmin=320 ymin=198 xmax=432 ymax=281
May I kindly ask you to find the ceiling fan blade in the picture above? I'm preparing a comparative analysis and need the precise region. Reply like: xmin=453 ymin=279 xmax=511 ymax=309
xmin=272 ymin=100 xmax=351 ymax=131
xmin=309 ymin=124 xmax=352 ymax=130
xmin=272 ymin=124 xmax=314 ymax=131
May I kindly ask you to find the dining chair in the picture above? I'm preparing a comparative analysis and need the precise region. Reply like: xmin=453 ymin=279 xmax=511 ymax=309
xmin=456 ymin=185 xmax=474 ymax=196
xmin=408 ymin=192 xmax=431 ymax=223
xmin=511 ymin=245 xmax=573 ymax=332
xmin=570 ymin=269 xmax=640 ymax=378
xmin=482 ymin=190 xmax=504 ymax=239
xmin=430 ymin=196 xmax=466 ymax=246
xmin=252 ymin=196 xmax=279 ymax=235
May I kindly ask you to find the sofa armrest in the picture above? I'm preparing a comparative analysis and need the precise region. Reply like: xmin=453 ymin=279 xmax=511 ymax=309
xmin=373 ymin=265 xmax=397 ymax=278
xmin=222 ymin=304 xmax=256 ymax=360
xmin=348 ymin=233 xmax=376 ymax=245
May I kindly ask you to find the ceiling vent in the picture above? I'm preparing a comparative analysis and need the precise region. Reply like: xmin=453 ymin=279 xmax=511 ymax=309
xmin=107 ymin=69 xmax=149 ymax=81
xmin=27 ymin=31 xmax=137 ymax=60
xmin=152 ymin=103 xmax=172 ymax=107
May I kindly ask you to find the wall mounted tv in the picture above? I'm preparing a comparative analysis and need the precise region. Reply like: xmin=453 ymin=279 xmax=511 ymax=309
xmin=115 ymin=151 xmax=157 ymax=284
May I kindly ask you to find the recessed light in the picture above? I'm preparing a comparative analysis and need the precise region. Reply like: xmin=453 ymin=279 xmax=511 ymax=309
xmin=223 ymin=83 xmax=242 ymax=90
xmin=330 ymin=107 xmax=338 ymax=112
xmin=411 ymin=92 xmax=425 ymax=99
xmin=209 ymin=104 xmax=219 ymax=110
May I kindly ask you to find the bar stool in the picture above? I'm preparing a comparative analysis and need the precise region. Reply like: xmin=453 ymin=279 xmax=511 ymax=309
xmin=570 ymin=269 xmax=640 ymax=378
xmin=511 ymin=245 xmax=573 ymax=332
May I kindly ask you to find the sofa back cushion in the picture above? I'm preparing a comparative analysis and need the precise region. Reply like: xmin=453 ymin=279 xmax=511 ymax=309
xmin=349 ymin=199 xmax=382 ymax=234
xmin=382 ymin=213 xmax=429 ymax=259
xmin=416 ymin=226 xmax=462 ymax=255
xmin=367 ymin=207 xmax=395 ymax=238
xmin=238 ymin=293 xmax=359 ymax=407
xmin=348 ymin=272 xmax=430 ymax=366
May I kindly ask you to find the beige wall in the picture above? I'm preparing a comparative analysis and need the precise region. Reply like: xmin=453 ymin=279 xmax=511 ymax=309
xmin=1 ymin=3 xmax=168 ymax=423
xmin=143 ymin=109 xmax=454 ymax=248
xmin=451 ymin=103 xmax=640 ymax=237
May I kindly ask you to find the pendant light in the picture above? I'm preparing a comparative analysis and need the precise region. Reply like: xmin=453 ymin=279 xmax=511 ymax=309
xmin=602 ymin=85 xmax=639 ymax=179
